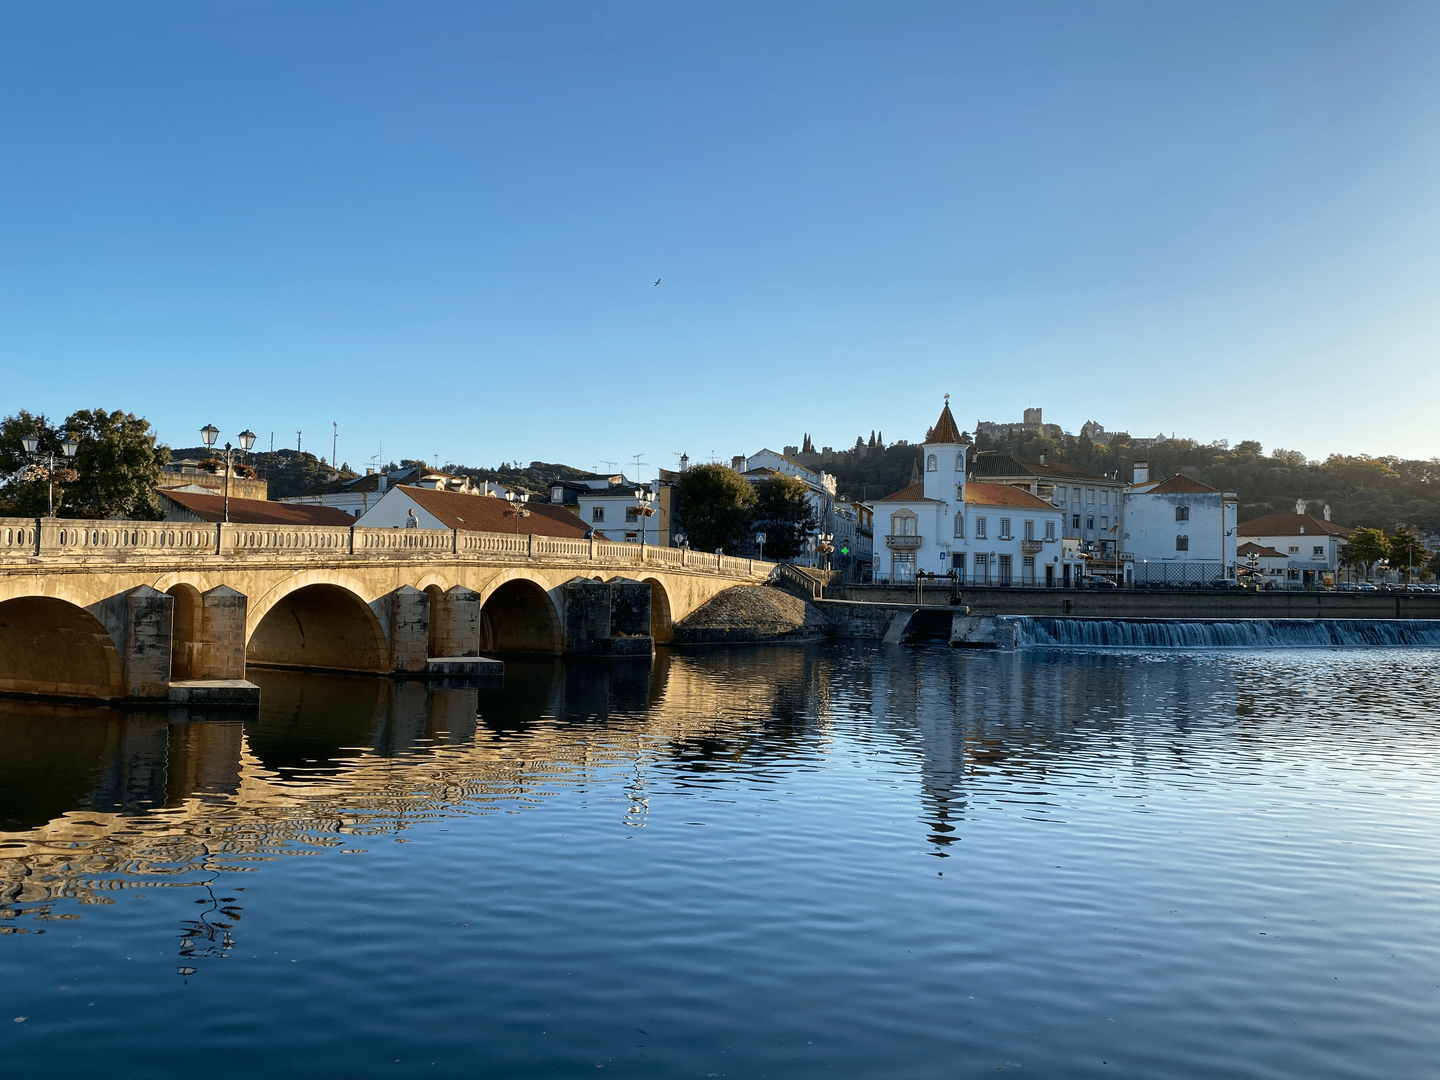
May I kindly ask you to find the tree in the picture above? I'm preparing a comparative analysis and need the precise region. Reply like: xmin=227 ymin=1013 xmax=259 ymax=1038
xmin=1343 ymin=527 xmax=1390 ymax=580
xmin=1387 ymin=528 xmax=1426 ymax=581
xmin=0 ymin=410 xmax=71 ymax=515
xmin=752 ymin=473 xmax=815 ymax=559
xmin=1427 ymin=548 xmax=1440 ymax=582
xmin=61 ymin=408 xmax=169 ymax=519
xmin=673 ymin=464 xmax=756 ymax=554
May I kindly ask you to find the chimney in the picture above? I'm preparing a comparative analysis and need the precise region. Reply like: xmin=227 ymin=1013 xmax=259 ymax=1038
xmin=1133 ymin=460 xmax=1148 ymax=484
xmin=378 ymin=472 xmax=388 ymax=494
xmin=731 ymin=455 xmax=746 ymax=471
xmin=1039 ymin=453 xmax=1046 ymax=466
xmin=1295 ymin=498 xmax=1307 ymax=515
xmin=1324 ymin=504 xmax=1331 ymax=521
xmin=365 ymin=467 xmax=375 ymax=475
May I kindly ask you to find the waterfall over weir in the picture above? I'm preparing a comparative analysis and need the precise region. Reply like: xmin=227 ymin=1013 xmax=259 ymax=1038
xmin=1004 ymin=616 xmax=1440 ymax=650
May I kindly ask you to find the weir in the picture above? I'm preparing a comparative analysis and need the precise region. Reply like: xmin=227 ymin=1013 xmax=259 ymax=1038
xmin=995 ymin=616 xmax=1440 ymax=649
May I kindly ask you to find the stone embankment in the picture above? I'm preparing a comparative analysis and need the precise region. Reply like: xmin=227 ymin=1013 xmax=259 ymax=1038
xmin=672 ymin=585 xmax=832 ymax=644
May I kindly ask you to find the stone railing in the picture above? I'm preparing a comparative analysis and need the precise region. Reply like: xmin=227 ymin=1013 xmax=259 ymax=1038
xmin=0 ymin=516 xmax=770 ymax=579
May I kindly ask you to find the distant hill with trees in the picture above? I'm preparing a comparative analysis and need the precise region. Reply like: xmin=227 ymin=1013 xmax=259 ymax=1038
xmin=806 ymin=427 xmax=1439 ymax=534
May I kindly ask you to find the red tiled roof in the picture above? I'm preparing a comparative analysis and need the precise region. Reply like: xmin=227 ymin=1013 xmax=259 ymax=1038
xmin=927 ymin=402 xmax=964 ymax=444
xmin=400 ymin=486 xmax=590 ymax=537
xmin=1144 ymin=474 xmax=1219 ymax=494
xmin=964 ymin=481 xmax=1056 ymax=509
xmin=159 ymin=489 xmax=355 ymax=526
xmin=1238 ymin=513 xmax=1353 ymax=538
xmin=874 ymin=482 xmax=943 ymax=503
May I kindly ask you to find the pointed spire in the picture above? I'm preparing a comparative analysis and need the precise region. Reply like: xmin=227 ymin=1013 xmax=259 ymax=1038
xmin=927 ymin=395 xmax=963 ymax=444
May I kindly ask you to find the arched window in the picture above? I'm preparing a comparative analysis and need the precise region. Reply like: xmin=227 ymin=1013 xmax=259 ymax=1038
xmin=1176 ymin=535 xmax=1189 ymax=551
xmin=891 ymin=510 xmax=918 ymax=536
xmin=955 ymin=452 xmax=964 ymax=471
xmin=926 ymin=454 xmax=937 ymax=472
xmin=1175 ymin=506 xmax=1190 ymax=522
xmin=953 ymin=514 xmax=965 ymax=538
xmin=956 ymin=483 xmax=964 ymax=501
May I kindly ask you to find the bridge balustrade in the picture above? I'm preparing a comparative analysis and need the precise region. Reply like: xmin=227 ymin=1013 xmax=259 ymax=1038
xmin=0 ymin=516 xmax=772 ymax=579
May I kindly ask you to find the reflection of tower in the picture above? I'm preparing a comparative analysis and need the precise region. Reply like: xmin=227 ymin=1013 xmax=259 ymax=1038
xmin=623 ymin=751 xmax=650 ymax=830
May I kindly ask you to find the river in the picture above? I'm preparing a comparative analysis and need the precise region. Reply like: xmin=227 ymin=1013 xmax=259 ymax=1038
xmin=3 ymin=643 xmax=1438 ymax=1078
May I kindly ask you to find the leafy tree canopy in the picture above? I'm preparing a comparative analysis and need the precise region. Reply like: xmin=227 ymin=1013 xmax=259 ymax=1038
xmin=1 ymin=408 xmax=168 ymax=519
xmin=752 ymin=473 xmax=815 ymax=559
xmin=1342 ymin=527 xmax=1390 ymax=575
xmin=673 ymin=464 xmax=756 ymax=554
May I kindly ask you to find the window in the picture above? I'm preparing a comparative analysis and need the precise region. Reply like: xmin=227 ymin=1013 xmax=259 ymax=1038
xmin=625 ymin=507 xmax=639 ymax=522
xmin=1086 ymin=516 xmax=1094 ymax=531
xmin=1313 ymin=546 xmax=1325 ymax=558
xmin=1101 ymin=516 xmax=1108 ymax=530
xmin=1022 ymin=555 xmax=1035 ymax=585
xmin=955 ymin=452 xmax=965 ymax=471
xmin=953 ymin=514 xmax=965 ymax=538
xmin=1023 ymin=520 xmax=1034 ymax=541
xmin=999 ymin=518 xmax=1011 ymax=539
xmin=998 ymin=554 xmax=1013 ymax=585
xmin=891 ymin=511 xmax=917 ymax=536
xmin=1175 ymin=506 xmax=1190 ymax=522
xmin=1072 ymin=515 xmax=1080 ymax=530
xmin=1086 ymin=487 xmax=1095 ymax=504
xmin=956 ymin=483 xmax=965 ymax=501
xmin=1101 ymin=489 xmax=1110 ymax=505
xmin=975 ymin=516 xmax=987 ymax=539
xmin=1072 ymin=486 xmax=1081 ymax=505
xmin=591 ymin=507 xmax=604 ymax=522
xmin=1288 ymin=545 xmax=1300 ymax=554
xmin=926 ymin=454 xmax=937 ymax=472
xmin=1176 ymin=535 xmax=1189 ymax=552
xmin=1057 ymin=489 xmax=1067 ymax=505
xmin=891 ymin=552 xmax=916 ymax=582
xmin=1045 ymin=521 xmax=1055 ymax=540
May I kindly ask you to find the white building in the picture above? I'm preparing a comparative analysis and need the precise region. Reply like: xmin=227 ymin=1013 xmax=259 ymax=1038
xmin=871 ymin=400 xmax=1073 ymax=586
xmin=354 ymin=484 xmax=591 ymax=538
xmin=1121 ymin=465 xmax=1238 ymax=585
xmin=737 ymin=449 xmax=838 ymax=537
xmin=548 ymin=473 xmax=667 ymax=546
xmin=1237 ymin=505 xmax=1352 ymax=588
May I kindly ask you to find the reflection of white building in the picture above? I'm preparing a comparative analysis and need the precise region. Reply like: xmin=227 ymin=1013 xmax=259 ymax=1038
xmin=1121 ymin=465 xmax=1238 ymax=585
xmin=870 ymin=400 xmax=1073 ymax=586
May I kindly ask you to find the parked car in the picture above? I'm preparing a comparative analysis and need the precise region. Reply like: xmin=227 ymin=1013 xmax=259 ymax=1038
xmin=1338 ymin=582 xmax=1360 ymax=592
xmin=1084 ymin=577 xmax=1119 ymax=589
xmin=1357 ymin=583 xmax=1379 ymax=592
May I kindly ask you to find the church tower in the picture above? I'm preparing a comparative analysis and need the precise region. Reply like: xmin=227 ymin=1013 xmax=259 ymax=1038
xmin=922 ymin=395 xmax=968 ymax=504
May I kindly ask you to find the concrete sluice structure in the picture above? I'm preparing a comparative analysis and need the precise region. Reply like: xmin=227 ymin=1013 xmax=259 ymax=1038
xmin=0 ymin=516 xmax=771 ymax=704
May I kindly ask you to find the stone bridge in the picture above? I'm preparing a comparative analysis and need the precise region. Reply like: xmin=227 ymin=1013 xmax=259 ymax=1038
xmin=0 ymin=517 xmax=772 ymax=702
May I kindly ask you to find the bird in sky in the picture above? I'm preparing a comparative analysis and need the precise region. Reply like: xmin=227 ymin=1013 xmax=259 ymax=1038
xmin=654 ymin=278 xmax=660 ymax=286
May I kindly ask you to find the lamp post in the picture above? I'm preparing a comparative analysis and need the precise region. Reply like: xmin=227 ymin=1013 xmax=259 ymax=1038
xmin=754 ymin=531 xmax=766 ymax=562
xmin=633 ymin=487 xmax=657 ymax=558
xmin=20 ymin=428 xmax=79 ymax=517
xmin=815 ymin=531 xmax=834 ymax=572
xmin=504 ymin=490 xmax=531 ymax=534
xmin=200 ymin=424 xmax=257 ymax=523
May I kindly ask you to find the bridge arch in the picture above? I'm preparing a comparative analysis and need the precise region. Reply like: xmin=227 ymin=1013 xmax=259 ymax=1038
xmin=642 ymin=577 xmax=673 ymax=644
xmin=166 ymin=583 xmax=203 ymax=679
xmin=0 ymin=595 xmax=124 ymax=699
xmin=246 ymin=583 xmax=390 ymax=674
xmin=479 ymin=576 xmax=562 ymax=654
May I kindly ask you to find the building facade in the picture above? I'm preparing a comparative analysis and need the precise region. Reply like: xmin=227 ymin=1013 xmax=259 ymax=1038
xmin=968 ymin=452 xmax=1126 ymax=553
xmin=1237 ymin=507 xmax=1352 ymax=587
xmin=1121 ymin=468 xmax=1238 ymax=585
xmin=871 ymin=400 xmax=1073 ymax=586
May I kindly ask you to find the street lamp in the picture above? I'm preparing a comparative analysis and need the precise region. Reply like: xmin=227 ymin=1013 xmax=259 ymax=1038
xmin=633 ymin=487 xmax=657 ymax=558
xmin=20 ymin=427 xmax=79 ymax=517
xmin=200 ymin=424 xmax=257 ymax=523
xmin=815 ymin=531 xmax=834 ymax=571
xmin=504 ymin=490 xmax=531 ymax=534
xmin=754 ymin=531 xmax=766 ymax=562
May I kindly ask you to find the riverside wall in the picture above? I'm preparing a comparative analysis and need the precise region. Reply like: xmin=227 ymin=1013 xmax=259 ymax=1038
xmin=832 ymin=585 xmax=1440 ymax=620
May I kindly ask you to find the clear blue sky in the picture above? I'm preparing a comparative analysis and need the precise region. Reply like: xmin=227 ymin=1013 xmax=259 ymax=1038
xmin=3 ymin=2 xmax=1437 ymax=477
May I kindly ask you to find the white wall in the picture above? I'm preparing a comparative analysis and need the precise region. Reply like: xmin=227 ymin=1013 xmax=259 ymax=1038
xmin=354 ymin=487 xmax=448 ymax=529
xmin=1122 ymin=491 xmax=1234 ymax=569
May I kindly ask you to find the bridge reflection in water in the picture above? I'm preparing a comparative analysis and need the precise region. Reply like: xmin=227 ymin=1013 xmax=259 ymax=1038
xmin=0 ymin=644 xmax=1255 ymax=935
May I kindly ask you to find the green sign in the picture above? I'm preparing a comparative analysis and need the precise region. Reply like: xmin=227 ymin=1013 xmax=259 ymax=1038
xmin=840 ymin=546 xmax=850 ymax=556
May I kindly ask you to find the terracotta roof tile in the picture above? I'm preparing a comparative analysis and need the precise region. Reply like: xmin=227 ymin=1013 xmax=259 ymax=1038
xmin=963 ymin=481 xmax=1057 ymax=509
xmin=1238 ymin=513 xmax=1353 ymax=538
xmin=873 ymin=482 xmax=943 ymax=503
xmin=400 ymin=486 xmax=590 ymax=537
xmin=926 ymin=402 xmax=964 ymax=444
xmin=1143 ymin=474 xmax=1219 ymax=494
xmin=158 ymin=489 xmax=355 ymax=526
xmin=1237 ymin=541 xmax=1287 ymax=558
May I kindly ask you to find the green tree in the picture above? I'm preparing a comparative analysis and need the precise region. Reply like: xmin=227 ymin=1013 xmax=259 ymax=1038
xmin=1387 ymin=528 xmax=1427 ymax=582
xmin=673 ymin=464 xmax=756 ymax=554
xmin=752 ymin=473 xmax=815 ymax=559
xmin=0 ymin=410 xmax=71 ymax=515
xmin=1427 ymin=548 xmax=1440 ymax=582
xmin=1343 ymin=527 xmax=1390 ymax=580
xmin=61 ymin=408 xmax=169 ymax=519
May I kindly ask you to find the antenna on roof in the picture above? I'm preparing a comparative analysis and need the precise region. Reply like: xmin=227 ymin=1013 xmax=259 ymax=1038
xmin=631 ymin=453 xmax=649 ymax=478
xmin=600 ymin=459 xmax=619 ymax=474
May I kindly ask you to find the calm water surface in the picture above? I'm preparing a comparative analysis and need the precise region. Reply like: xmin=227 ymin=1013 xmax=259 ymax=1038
xmin=2 ymin=643 xmax=1438 ymax=1078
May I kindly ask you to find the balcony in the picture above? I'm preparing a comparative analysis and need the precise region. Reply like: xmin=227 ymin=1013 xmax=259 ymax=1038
xmin=1021 ymin=539 xmax=1044 ymax=554
xmin=885 ymin=534 xmax=922 ymax=550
